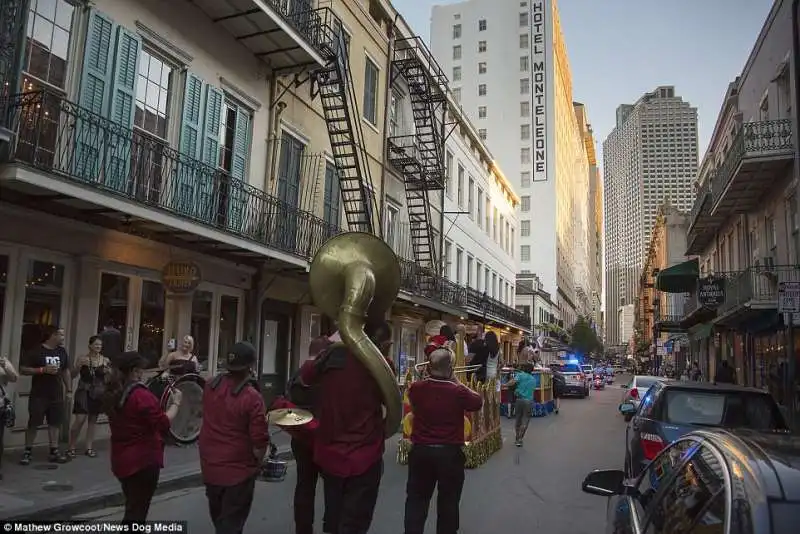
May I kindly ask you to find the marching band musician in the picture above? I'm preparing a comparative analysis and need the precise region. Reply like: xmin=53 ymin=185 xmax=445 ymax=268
xmin=298 ymin=320 xmax=395 ymax=534
xmin=199 ymin=341 xmax=268 ymax=534
xmin=403 ymin=336 xmax=483 ymax=534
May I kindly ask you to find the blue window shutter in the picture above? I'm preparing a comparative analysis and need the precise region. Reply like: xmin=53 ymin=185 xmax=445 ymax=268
xmin=227 ymin=106 xmax=250 ymax=233
xmin=196 ymin=85 xmax=223 ymax=223
xmin=175 ymin=73 xmax=205 ymax=217
xmin=75 ymin=10 xmax=115 ymax=182
xmin=105 ymin=26 xmax=141 ymax=193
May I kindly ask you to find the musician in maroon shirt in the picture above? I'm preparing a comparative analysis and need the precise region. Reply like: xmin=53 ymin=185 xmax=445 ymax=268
xmin=404 ymin=338 xmax=483 ymax=534
xmin=104 ymin=351 xmax=181 ymax=522
xmin=299 ymin=319 xmax=395 ymax=534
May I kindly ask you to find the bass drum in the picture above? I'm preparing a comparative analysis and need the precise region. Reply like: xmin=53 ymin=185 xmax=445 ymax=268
xmin=146 ymin=373 xmax=205 ymax=444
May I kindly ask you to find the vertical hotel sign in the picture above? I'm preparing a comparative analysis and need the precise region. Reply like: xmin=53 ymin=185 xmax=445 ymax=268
xmin=530 ymin=0 xmax=547 ymax=182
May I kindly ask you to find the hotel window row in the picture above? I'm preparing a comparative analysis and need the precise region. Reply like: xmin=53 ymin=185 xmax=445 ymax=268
xmin=442 ymin=241 xmax=514 ymax=305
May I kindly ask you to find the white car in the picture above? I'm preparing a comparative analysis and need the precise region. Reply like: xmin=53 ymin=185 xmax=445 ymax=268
xmin=619 ymin=375 xmax=668 ymax=419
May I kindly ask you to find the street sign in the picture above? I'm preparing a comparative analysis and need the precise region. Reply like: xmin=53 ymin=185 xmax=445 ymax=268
xmin=778 ymin=281 xmax=800 ymax=313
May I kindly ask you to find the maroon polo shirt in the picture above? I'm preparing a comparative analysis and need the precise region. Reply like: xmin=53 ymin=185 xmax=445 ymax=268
xmin=408 ymin=377 xmax=483 ymax=445
xmin=199 ymin=375 xmax=269 ymax=486
xmin=109 ymin=386 xmax=170 ymax=479
xmin=300 ymin=346 xmax=391 ymax=477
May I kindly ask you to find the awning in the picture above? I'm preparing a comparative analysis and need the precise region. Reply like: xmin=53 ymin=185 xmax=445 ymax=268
xmin=656 ymin=258 xmax=699 ymax=293
xmin=688 ymin=323 xmax=713 ymax=341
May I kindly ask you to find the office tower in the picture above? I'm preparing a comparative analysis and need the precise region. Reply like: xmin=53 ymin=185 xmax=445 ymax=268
xmin=431 ymin=0 xmax=592 ymax=328
xmin=603 ymin=86 xmax=699 ymax=346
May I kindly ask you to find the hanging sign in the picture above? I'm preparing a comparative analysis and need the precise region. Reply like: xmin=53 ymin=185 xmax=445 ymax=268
xmin=161 ymin=261 xmax=202 ymax=293
xmin=698 ymin=277 xmax=725 ymax=309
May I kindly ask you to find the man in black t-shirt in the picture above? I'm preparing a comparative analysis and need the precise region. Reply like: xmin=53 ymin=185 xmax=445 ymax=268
xmin=19 ymin=325 xmax=72 ymax=465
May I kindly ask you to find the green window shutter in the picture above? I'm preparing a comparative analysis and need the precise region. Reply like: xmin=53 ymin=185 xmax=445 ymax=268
xmin=105 ymin=26 xmax=141 ymax=193
xmin=175 ymin=73 xmax=205 ymax=217
xmin=197 ymin=85 xmax=223 ymax=223
xmin=226 ymin=106 xmax=250 ymax=233
xmin=75 ymin=10 xmax=115 ymax=182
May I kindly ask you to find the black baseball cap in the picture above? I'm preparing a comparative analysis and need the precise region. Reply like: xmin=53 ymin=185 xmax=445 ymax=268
xmin=225 ymin=341 xmax=257 ymax=371
xmin=116 ymin=351 xmax=147 ymax=371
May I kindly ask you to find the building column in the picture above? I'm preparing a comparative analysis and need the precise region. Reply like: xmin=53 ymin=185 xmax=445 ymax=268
xmin=163 ymin=293 xmax=193 ymax=355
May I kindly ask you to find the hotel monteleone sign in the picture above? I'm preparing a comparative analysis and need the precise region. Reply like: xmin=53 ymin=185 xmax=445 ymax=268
xmin=698 ymin=276 xmax=726 ymax=309
xmin=530 ymin=0 xmax=547 ymax=182
xmin=162 ymin=261 xmax=202 ymax=294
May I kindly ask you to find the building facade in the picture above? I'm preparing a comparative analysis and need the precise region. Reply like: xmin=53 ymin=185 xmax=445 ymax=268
xmin=679 ymin=0 xmax=795 ymax=409
xmin=603 ymin=86 xmax=699 ymax=346
xmin=430 ymin=0 xmax=592 ymax=329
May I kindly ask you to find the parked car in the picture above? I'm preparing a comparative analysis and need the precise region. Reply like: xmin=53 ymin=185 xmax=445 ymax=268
xmin=551 ymin=362 xmax=590 ymax=398
xmin=621 ymin=381 xmax=789 ymax=477
xmin=581 ymin=429 xmax=800 ymax=534
xmin=620 ymin=375 xmax=668 ymax=418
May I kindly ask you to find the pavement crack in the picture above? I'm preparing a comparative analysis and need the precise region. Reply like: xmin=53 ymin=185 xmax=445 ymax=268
xmin=522 ymin=480 xmax=547 ymax=503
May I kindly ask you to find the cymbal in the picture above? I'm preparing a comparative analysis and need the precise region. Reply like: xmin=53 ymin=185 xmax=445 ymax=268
xmin=268 ymin=408 xmax=313 ymax=427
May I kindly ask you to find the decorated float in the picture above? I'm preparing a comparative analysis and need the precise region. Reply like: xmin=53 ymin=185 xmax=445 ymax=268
xmin=397 ymin=325 xmax=502 ymax=468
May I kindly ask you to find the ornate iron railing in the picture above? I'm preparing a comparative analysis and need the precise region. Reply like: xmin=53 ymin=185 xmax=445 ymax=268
xmin=689 ymin=179 xmax=710 ymax=230
xmin=272 ymin=4 xmax=340 ymax=60
xmin=2 ymin=90 xmax=339 ymax=259
xmin=717 ymin=265 xmax=800 ymax=316
xmin=711 ymin=119 xmax=794 ymax=207
xmin=655 ymin=293 xmax=690 ymax=324
xmin=465 ymin=286 xmax=530 ymax=328
xmin=399 ymin=259 xmax=465 ymax=308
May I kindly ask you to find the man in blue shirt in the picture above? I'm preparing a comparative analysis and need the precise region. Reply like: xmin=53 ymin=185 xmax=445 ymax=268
xmin=503 ymin=362 xmax=537 ymax=447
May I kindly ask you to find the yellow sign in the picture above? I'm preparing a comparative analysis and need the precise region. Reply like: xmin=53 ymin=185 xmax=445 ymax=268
xmin=161 ymin=261 xmax=201 ymax=293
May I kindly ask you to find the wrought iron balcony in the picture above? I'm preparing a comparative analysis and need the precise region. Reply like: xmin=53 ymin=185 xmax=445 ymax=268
xmin=465 ymin=287 xmax=530 ymax=329
xmin=654 ymin=293 xmax=690 ymax=332
xmin=689 ymin=179 xmax=710 ymax=231
xmin=387 ymin=134 xmax=445 ymax=189
xmin=2 ymin=90 xmax=338 ymax=260
xmin=399 ymin=259 xmax=466 ymax=309
xmin=710 ymin=119 xmax=794 ymax=216
xmin=717 ymin=265 xmax=800 ymax=317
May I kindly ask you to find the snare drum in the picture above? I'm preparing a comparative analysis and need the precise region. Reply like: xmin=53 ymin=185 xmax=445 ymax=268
xmin=259 ymin=457 xmax=288 ymax=482
xmin=147 ymin=373 xmax=205 ymax=444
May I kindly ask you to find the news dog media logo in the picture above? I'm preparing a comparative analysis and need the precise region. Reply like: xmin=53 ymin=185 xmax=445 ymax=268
xmin=1 ymin=522 xmax=186 ymax=533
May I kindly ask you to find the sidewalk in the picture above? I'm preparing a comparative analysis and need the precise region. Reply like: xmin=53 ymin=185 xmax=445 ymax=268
xmin=0 ymin=431 xmax=292 ymax=521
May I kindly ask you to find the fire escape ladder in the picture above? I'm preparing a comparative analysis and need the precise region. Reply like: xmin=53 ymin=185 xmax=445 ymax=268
xmin=314 ymin=29 xmax=378 ymax=234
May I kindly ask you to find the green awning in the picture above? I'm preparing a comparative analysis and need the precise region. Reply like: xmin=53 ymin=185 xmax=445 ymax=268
xmin=688 ymin=323 xmax=713 ymax=341
xmin=656 ymin=258 xmax=699 ymax=293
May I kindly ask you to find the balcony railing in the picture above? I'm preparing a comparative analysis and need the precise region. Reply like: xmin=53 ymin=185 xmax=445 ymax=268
xmin=2 ymin=90 xmax=339 ymax=259
xmin=655 ymin=293 xmax=690 ymax=324
xmin=689 ymin=179 xmax=710 ymax=230
xmin=711 ymin=119 xmax=794 ymax=210
xmin=265 ymin=3 xmax=340 ymax=60
xmin=465 ymin=287 xmax=530 ymax=328
xmin=717 ymin=265 xmax=800 ymax=317
xmin=399 ymin=259 xmax=466 ymax=309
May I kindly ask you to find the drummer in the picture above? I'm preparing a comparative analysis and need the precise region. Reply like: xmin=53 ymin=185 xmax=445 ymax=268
xmin=198 ymin=341 xmax=268 ymax=534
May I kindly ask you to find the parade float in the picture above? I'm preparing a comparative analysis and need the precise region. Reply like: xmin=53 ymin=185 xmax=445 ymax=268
xmin=397 ymin=326 xmax=502 ymax=468
xmin=500 ymin=366 xmax=555 ymax=418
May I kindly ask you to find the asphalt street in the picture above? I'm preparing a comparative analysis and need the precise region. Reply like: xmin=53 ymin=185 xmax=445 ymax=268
xmin=76 ymin=377 xmax=631 ymax=533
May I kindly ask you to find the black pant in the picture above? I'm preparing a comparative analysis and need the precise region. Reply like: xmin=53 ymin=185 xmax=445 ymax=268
xmin=0 ymin=422 xmax=5 ymax=472
xmin=323 ymin=459 xmax=383 ymax=534
xmin=404 ymin=445 xmax=466 ymax=534
xmin=119 ymin=466 xmax=160 ymax=522
xmin=292 ymin=438 xmax=321 ymax=534
xmin=205 ymin=475 xmax=257 ymax=534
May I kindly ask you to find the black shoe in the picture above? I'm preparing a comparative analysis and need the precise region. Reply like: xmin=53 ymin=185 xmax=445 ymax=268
xmin=19 ymin=450 xmax=32 ymax=465
xmin=48 ymin=450 xmax=68 ymax=464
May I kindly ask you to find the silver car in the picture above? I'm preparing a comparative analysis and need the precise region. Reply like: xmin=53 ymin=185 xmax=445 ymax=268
xmin=619 ymin=375 xmax=668 ymax=420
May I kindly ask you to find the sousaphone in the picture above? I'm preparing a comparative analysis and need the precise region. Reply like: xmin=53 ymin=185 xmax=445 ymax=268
xmin=309 ymin=232 xmax=402 ymax=437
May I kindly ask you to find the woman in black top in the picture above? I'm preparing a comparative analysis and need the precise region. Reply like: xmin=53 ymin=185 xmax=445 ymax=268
xmin=69 ymin=335 xmax=110 ymax=457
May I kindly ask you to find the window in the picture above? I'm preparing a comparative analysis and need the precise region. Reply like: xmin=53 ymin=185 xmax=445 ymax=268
xmin=323 ymin=162 xmax=341 ymax=227
xmin=519 ymin=33 xmax=529 ymax=49
xmin=468 ymin=176 xmax=475 ymax=216
xmin=485 ymin=270 xmax=490 ymax=294
xmin=521 ymin=220 xmax=531 ymax=236
xmin=133 ymin=49 xmax=174 ymax=140
xmin=452 ymin=24 xmax=462 ymax=39
xmin=477 ymin=189 xmax=484 ymax=227
xmin=453 ymin=45 xmax=462 ymax=59
xmin=493 ymin=207 xmax=498 ymax=241
xmin=520 ymin=56 xmax=529 ymax=71
xmin=384 ymin=204 xmax=399 ymax=249
xmin=452 ymin=87 xmax=461 ymax=102
xmin=521 ymin=171 xmax=531 ymax=187
xmin=363 ymin=57 xmax=379 ymax=124
xmin=457 ymin=164 xmax=465 ymax=207
xmin=521 ymin=101 xmax=530 ymax=117
xmin=521 ymin=147 xmax=531 ymax=163
xmin=445 ymin=151 xmax=454 ymax=194
xmin=478 ymin=19 xmax=487 ymax=31
xmin=478 ymin=84 xmax=487 ymax=96
xmin=485 ymin=198 xmax=491 ymax=233
xmin=478 ymin=106 xmax=487 ymax=118
xmin=510 ymin=228 xmax=515 ymax=256
xmin=453 ymin=66 xmax=462 ymax=81
xmin=443 ymin=240 xmax=453 ymax=278
xmin=476 ymin=261 xmax=483 ymax=291
xmin=219 ymin=100 xmax=253 ymax=178
xmin=521 ymin=196 xmax=530 ymax=211
xmin=519 ymin=12 xmax=529 ymax=26
xmin=478 ymin=62 xmax=487 ymax=74
xmin=520 ymin=78 xmax=530 ymax=94
xmin=23 ymin=0 xmax=75 ymax=90
xmin=467 ymin=256 xmax=474 ymax=287
xmin=389 ymin=92 xmax=405 ymax=137
xmin=521 ymin=245 xmax=530 ymax=261
xmin=478 ymin=41 xmax=487 ymax=53
xmin=456 ymin=248 xmax=464 ymax=284
xmin=521 ymin=124 xmax=530 ymax=140
xmin=492 ymin=273 xmax=498 ymax=297
xmin=478 ymin=129 xmax=487 ymax=140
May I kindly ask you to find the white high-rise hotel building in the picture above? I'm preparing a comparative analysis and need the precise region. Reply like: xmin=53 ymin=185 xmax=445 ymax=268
xmin=603 ymin=87 xmax=698 ymax=346
xmin=431 ymin=0 xmax=598 ymax=328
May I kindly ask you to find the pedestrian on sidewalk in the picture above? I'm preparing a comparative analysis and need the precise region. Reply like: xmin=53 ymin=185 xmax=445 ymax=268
xmin=199 ymin=341 xmax=268 ymax=534
xmin=272 ymin=335 xmax=328 ymax=534
xmin=299 ymin=320 xmax=395 ymax=534
xmin=18 ymin=326 xmax=72 ymax=465
xmin=0 ymin=355 xmax=19 ymax=481
xmin=68 ymin=336 xmax=110 ymax=458
xmin=403 ymin=337 xmax=482 ymax=534
xmin=104 ymin=351 xmax=182 ymax=522
xmin=503 ymin=360 xmax=536 ymax=447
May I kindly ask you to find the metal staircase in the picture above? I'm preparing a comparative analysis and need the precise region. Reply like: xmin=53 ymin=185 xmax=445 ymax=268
xmin=314 ymin=27 xmax=378 ymax=234
xmin=388 ymin=37 xmax=448 ymax=271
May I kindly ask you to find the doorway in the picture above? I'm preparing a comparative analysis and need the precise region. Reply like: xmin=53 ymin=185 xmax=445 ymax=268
xmin=259 ymin=299 xmax=294 ymax=407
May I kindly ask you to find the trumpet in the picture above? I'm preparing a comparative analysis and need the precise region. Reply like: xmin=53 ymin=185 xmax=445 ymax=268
xmin=414 ymin=361 xmax=482 ymax=373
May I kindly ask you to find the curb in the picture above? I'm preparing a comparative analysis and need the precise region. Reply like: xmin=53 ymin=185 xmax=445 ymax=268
xmin=2 ymin=446 xmax=292 ymax=521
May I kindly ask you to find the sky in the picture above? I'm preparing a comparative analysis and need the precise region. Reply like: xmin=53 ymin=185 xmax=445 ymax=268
xmin=401 ymin=0 xmax=776 ymax=162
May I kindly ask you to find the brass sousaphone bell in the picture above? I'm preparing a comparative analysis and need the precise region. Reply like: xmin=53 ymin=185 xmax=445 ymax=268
xmin=309 ymin=232 xmax=403 ymax=437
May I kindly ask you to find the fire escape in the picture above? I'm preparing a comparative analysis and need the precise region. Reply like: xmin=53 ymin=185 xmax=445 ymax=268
xmin=313 ymin=25 xmax=378 ymax=235
xmin=387 ymin=37 xmax=447 ymax=270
